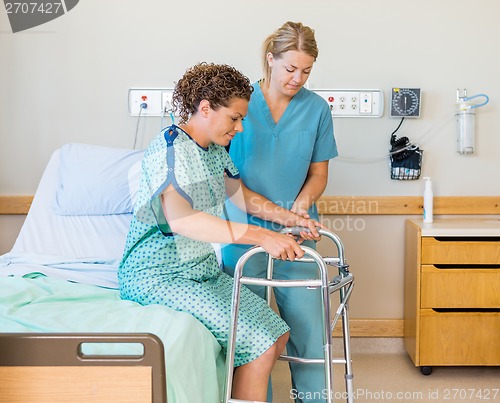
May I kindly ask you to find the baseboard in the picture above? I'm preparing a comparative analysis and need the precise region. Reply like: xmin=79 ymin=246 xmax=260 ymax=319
xmin=333 ymin=319 xmax=403 ymax=337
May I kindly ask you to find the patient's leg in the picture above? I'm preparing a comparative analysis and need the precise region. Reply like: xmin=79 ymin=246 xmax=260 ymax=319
xmin=231 ymin=332 xmax=289 ymax=401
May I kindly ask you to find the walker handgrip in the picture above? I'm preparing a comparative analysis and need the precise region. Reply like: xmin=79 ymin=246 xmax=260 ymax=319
xmin=288 ymin=226 xmax=320 ymax=236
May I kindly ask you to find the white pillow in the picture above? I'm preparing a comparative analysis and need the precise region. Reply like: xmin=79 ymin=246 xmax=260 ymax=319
xmin=53 ymin=143 xmax=144 ymax=216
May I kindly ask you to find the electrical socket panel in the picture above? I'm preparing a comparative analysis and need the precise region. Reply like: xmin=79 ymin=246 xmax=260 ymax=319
xmin=313 ymin=89 xmax=384 ymax=117
xmin=128 ymin=88 xmax=174 ymax=116
xmin=161 ymin=91 xmax=174 ymax=114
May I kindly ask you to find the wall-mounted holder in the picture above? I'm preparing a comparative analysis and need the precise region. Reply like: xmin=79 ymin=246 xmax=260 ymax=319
xmin=456 ymin=89 xmax=489 ymax=154
xmin=389 ymin=134 xmax=423 ymax=180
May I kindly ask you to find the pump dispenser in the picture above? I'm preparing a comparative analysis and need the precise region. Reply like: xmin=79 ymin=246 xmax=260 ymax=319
xmin=423 ymin=177 xmax=433 ymax=223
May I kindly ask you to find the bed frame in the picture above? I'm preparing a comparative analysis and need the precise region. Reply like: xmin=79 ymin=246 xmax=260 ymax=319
xmin=0 ymin=333 xmax=166 ymax=403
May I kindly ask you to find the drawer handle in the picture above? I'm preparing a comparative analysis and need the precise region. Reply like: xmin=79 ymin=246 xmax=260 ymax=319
xmin=434 ymin=264 xmax=500 ymax=269
xmin=433 ymin=308 xmax=500 ymax=313
xmin=434 ymin=236 xmax=500 ymax=242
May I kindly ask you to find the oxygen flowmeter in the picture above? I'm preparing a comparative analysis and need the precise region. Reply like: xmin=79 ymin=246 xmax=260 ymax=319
xmin=456 ymin=89 xmax=489 ymax=154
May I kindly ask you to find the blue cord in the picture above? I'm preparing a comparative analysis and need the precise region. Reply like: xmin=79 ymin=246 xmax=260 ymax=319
xmin=161 ymin=100 xmax=175 ymax=130
xmin=464 ymin=93 xmax=489 ymax=109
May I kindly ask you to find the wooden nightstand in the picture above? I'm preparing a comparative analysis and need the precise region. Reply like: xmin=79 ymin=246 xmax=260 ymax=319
xmin=404 ymin=219 xmax=500 ymax=375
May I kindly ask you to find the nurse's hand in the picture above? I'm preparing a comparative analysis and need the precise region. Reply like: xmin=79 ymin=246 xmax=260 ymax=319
xmin=294 ymin=216 xmax=324 ymax=242
xmin=291 ymin=206 xmax=310 ymax=219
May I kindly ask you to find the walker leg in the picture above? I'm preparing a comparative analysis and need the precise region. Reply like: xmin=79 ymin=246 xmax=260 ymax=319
xmin=341 ymin=304 xmax=355 ymax=402
xmin=321 ymin=285 xmax=334 ymax=403
xmin=223 ymin=265 xmax=244 ymax=402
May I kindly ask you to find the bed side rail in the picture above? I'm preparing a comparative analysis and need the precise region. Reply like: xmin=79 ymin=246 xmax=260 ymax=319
xmin=0 ymin=332 xmax=166 ymax=403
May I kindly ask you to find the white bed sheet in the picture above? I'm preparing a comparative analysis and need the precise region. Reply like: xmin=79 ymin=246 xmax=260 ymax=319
xmin=12 ymin=148 xmax=133 ymax=259
xmin=1 ymin=147 xmax=135 ymax=287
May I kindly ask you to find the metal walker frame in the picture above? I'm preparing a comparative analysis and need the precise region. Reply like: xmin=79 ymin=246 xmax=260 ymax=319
xmin=224 ymin=227 xmax=355 ymax=403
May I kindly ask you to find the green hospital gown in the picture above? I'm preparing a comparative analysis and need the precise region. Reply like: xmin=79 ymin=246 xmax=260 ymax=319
xmin=118 ymin=125 xmax=289 ymax=366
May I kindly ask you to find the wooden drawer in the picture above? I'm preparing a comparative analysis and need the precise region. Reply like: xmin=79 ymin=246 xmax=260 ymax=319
xmin=421 ymin=237 xmax=500 ymax=265
xmin=421 ymin=265 xmax=500 ymax=308
xmin=420 ymin=309 xmax=500 ymax=366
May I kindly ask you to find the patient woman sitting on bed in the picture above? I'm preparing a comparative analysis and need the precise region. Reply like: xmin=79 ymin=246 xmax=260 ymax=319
xmin=118 ymin=62 xmax=320 ymax=401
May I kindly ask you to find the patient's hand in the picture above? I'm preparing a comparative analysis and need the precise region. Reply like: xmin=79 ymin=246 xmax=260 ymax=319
xmin=260 ymin=230 xmax=305 ymax=261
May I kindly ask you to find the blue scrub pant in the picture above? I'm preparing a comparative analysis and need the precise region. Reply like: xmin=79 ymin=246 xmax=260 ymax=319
xmin=222 ymin=241 xmax=327 ymax=403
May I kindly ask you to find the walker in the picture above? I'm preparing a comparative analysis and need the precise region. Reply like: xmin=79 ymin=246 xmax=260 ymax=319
xmin=224 ymin=227 xmax=355 ymax=403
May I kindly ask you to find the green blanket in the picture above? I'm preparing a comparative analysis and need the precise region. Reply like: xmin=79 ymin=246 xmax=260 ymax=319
xmin=0 ymin=274 xmax=225 ymax=402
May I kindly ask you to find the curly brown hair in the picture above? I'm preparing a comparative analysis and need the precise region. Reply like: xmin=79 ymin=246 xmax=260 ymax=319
xmin=172 ymin=62 xmax=253 ymax=125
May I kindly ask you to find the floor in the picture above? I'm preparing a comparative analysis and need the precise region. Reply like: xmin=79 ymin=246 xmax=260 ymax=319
xmin=270 ymin=338 xmax=500 ymax=402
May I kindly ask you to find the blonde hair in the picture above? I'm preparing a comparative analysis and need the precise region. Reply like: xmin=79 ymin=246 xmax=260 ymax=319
xmin=262 ymin=21 xmax=319 ymax=84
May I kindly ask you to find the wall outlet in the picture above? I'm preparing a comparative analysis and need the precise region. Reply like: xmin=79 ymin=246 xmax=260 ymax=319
xmin=313 ymin=89 xmax=384 ymax=117
xmin=128 ymin=88 xmax=174 ymax=116
xmin=161 ymin=91 xmax=174 ymax=114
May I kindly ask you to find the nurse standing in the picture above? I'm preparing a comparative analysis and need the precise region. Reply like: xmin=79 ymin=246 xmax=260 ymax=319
xmin=222 ymin=21 xmax=338 ymax=402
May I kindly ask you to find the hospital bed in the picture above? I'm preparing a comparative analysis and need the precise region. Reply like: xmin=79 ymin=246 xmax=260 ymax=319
xmin=0 ymin=143 xmax=225 ymax=402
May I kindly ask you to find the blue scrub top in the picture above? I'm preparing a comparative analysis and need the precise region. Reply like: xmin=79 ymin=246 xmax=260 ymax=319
xmin=225 ymin=82 xmax=337 ymax=231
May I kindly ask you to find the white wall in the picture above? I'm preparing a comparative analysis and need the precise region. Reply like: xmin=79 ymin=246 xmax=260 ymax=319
xmin=1 ymin=0 xmax=499 ymax=318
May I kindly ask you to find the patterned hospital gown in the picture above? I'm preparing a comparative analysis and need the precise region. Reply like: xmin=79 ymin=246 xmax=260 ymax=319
xmin=118 ymin=125 xmax=289 ymax=366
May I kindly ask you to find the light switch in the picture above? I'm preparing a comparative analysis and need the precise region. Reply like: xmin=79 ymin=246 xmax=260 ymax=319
xmin=360 ymin=92 xmax=373 ymax=114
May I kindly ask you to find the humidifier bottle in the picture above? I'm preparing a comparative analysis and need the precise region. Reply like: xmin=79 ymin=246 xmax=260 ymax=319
xmin=456 ymin=94 xmax=475 ymax=154
xmin=423 ymin=177 xmax=433 ymax=223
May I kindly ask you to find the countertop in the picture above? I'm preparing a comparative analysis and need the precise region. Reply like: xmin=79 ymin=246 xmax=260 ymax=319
xmin=409 ymin=218 xmax=500 ymax=237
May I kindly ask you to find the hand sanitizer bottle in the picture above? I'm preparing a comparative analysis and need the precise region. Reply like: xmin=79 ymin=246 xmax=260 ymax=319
xmin=423 ymin=177 xmax=433 ymax=223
